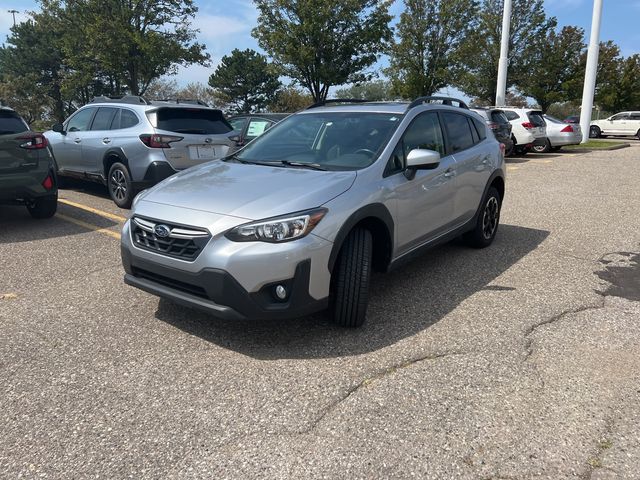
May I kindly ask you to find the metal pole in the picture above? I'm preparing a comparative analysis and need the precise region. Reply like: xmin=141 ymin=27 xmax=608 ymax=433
xmin=495 ymin=0 xmax=512 ymax=106
xmin=579 ymin=0 xmax=603 ymax=143
xmin=9 ymin=10 xmax=19 ymax=27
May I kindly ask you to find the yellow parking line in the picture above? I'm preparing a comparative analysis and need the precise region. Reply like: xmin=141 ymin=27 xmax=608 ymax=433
xmin=57 ymin=213 xmax=121 ymax=240
xmin=58 ymin=198 xmax=127 ymax=223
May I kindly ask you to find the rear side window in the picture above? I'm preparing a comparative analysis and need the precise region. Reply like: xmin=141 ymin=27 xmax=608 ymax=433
xmin=150 ymin=108 xmax=233 ymax=134
xmin=245 ymin=119 xmax=273 ymax=140
xmin=0 ymin=111 xmax=29 ymax=134
xmin=66 ymin=108 xmax=96 ymax=132
xmin=504 ymin=111 xmax=520 ymax=121
xmin=91 ymin=107 xmax=117 ymax=131
xmin=629 ymin=113 xmax=640 ymax=120
xmin=527 ymin=111 xmax=546 ymax=127
xmin=442 ymin=112 xmax=475 ymax=153
xmin=119 ymin=109 xmax=139 ymax=129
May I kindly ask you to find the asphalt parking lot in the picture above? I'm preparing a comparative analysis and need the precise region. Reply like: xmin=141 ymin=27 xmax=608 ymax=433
xmin=1 ymin=143 xmax=639 ymax=479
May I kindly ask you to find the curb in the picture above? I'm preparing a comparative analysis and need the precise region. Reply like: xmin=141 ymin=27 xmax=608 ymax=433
xmin=566 ymin=143 xmax=630 ymax=152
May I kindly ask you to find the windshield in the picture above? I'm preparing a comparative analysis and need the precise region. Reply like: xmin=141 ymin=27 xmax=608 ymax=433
xmin=234 ymin=111 xmax=404 ymax=171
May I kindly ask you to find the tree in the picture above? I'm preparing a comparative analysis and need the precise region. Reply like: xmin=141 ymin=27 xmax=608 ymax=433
xmin=457 ymin=0 xmax=553 ymax=104
xmin=208 ymin=49 xmax=281 ymax=113
xmin=52 ymin=0 xmax=209 ymax=96
xmin=252 ymin=0 xmax=393 ymax=102
xmin=268 ymin=86 xmax=314 ymax=112
xmin=386 ymin=0 xmax=479 ymax=99
xmin=518 ymin=26 xmax=586 ymax=112
xmin=334 ymin=80 xmax=396 ymax=101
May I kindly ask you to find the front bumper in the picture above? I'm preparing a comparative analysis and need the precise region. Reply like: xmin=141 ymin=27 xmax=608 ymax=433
xmin=121 ymin=217 xmax=333 ymax=320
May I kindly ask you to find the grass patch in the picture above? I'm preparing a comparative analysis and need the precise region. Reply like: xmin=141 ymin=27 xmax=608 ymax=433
xmin=564 ymin=140 xmax=627 ymax=150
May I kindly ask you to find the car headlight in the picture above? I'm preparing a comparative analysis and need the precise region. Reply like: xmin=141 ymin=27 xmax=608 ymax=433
xmin=226 ymin=208 xmax=327 ymax=243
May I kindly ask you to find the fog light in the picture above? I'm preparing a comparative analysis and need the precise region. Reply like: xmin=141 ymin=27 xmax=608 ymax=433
xmin=275 ymin=285 xmax=287 ymax=300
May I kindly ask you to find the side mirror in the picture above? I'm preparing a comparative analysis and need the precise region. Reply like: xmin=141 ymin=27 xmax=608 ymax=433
xmin=404 ymin=149 xmax=441 ymax=180
xmin=52 ymin=123 xmax=65 ymax=134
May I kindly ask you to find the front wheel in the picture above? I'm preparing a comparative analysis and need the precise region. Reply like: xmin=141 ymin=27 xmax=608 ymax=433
xmin=330 ymin=228 xmax=372 ymax=328
xmin=589 ymin=126 xmax=601 ymax=138
xmin=108 ymin=162 xmax=134 ymax=209
xmin=27 ymin=194 xmax=58 ymax=219
xmin=532 ymin=138 xmax=551 ymax=153
xmin=464 ymin=187 xmax=501 ymax=249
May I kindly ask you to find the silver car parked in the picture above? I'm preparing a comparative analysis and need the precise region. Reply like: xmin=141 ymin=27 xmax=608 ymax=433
xmin=45 ymin=96 xmax=235 ymax=208
xmin=533 ymin=115 xmax=582 ymax=153
xmin=121 ymin=97 xmax=506 ymax=327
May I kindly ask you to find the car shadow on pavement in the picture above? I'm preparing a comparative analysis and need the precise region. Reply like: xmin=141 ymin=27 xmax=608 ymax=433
xmin=154 ymin=224 xmax=549 ymax=359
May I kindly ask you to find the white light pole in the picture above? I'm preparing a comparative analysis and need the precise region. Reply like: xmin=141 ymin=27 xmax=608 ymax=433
xmin=495 ymin=0 xmax=512 ymax=106
xmin=579 ymin=0 xmax=604 ymax=143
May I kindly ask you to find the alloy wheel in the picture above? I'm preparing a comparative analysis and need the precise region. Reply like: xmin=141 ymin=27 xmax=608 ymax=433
xmin=110 ymin=169 xmax=127 ymax=201
xmin=482 ymin=197 xmax=499 ymax=240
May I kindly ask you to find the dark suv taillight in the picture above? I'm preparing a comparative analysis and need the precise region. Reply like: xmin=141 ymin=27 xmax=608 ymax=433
xmin=139 ymin=134 xmax=183 ymax=148
xmin=17 ymin=134 xmax=48 ymax=149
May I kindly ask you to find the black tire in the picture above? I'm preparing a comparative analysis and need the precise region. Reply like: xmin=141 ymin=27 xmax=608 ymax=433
xmin=636 ymin=130 xmax=640 ymax=141
xmin=551 ymin=146 xmax=562 ymax=152
xmin=330 ymin=228 xmax=373 ymax=328
xmin=464 ymin=187 xmax=501 ymax=249
xmin=589 ymin=126 xmax=601 ymax=138
xmin=514 ymin=146 xmax=528 ymax=156
xmin=107 ymin=162 xmax=134 ymax=209
xmin=532 ymin=138 xmax=551 ymax=153
xmin=27 ymin=194 xmax=58 ymax=219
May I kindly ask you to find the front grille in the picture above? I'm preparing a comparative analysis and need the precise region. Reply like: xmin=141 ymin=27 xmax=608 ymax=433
xmin=131 ymin=217 xmax=210 ymax=261
xmin=132 ymin=267 xmax=209 ymax=299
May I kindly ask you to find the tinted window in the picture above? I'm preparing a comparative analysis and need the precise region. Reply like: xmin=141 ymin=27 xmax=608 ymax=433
xmin=629 ymin=113 xmax=640 ymax=120
xmin=91 ymin=107 xmax=117 ymax=131
xmin=236 ymin=112 xmax=403 ymax=171
xmin=120 ymin=109 xmax=139 ymax=129
xmin=151 ymin=108 xmax=232 ymax=134
xmin=610 ymin=113 xmax=628 ymax=121
xmin=386 ymin=112 xmax=444 ymax=176
xmin=228 ymin=117 xmax=247 ymax=131
xmin=442 ymin=112 xmax=475 ymax=153
xmin=245 ymin=119 xmax=273 ymax=140
xmin=490 ymin=111 xmax=509 ymax=124
xmin=471 ymin=117 xmax=487 ymax=141
xmin=527 ymin=111 xmax=546 ymax=127
xmin=504 ymin=111 xmax=520 ymax=121
xmin=67 ymin=108 xmax=95 ymax=132
xmin=0 ymin=112 xmax=29 ymax=134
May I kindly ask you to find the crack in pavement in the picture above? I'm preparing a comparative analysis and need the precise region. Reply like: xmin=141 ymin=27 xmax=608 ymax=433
xmin=298 ymin=351 xmax=467 ymax=434
xmin=580 ymin=416 xmax=616 ymax=480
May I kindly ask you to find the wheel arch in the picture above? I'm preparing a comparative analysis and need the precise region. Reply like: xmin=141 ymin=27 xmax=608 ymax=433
xmin=103 ymin=148 xmax=129 ymax=181
xmin=327 ymin=203 xmax=394 ymax=274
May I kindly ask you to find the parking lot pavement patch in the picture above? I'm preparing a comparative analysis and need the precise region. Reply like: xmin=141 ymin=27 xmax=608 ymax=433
xmin=597 ymin=251 xmax=640 ymax=301
xmin=56 ymin=213 xmax=121 ymax=240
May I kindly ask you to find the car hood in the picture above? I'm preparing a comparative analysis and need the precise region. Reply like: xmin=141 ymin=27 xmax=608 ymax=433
xmin=137 ymin=160 xmax=357 ymax=220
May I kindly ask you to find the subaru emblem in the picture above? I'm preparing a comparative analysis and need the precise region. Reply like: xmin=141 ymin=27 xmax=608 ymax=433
xmin=154 ymin=224 xmax=171 ymax=238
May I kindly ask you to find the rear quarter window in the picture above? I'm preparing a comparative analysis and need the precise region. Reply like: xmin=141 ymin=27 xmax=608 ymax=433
xmin=0 ymin=112 xmax=29 ymax=134
xmin=442 ymin=112 xmax=475 ymax=153
xmin=150 ymin=108 xmax=233 ymax=135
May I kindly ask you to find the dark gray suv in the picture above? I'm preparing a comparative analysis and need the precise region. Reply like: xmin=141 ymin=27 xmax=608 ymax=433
xmin=46 ymin=96 xmax=236 ymax=208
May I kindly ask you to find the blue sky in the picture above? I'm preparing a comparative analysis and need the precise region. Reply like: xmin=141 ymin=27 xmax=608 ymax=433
xmin=2 ymin=0 xmax=640 ymax=88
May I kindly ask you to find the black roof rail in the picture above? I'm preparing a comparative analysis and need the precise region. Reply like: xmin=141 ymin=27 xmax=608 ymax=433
xmin=306 ymin=98 xmax=371 ymax=109
xmin=155 ymin=98 xmax=210 ymax=106
xmin=408 ymin=96 xmax=469 ymax=110
xmin=90 ymin=95 xmax=150 ymax=105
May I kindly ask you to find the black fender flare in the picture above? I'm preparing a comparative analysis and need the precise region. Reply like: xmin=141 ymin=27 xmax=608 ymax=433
xmin=327 ymin=203 xmax=394 ymax=273
xmin=473 ymin=169 xmax=505 ymax=222
xmin=102 ymin=148 xmax=129 ymax=177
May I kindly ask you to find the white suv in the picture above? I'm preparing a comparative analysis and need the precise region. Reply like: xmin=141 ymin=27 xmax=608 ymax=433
xmin=499 ymin=107 xmax=547 ymax=155
xmin=590 ymin=112 xmax=640 ymax=140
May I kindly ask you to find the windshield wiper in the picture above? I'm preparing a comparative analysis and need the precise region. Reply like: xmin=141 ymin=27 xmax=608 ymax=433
xmin=277 ymin=160 xmax=327 ymax=171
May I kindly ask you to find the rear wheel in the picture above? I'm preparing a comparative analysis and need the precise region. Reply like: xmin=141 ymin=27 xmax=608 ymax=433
xmin=464 ymin=187 xmax=501 ymax=249
xmin=330 ymin=228 xmax=372 ymax=328
xmin=636 ymin=129 xmax=640 ymax=141
xmin=589 ymin=126 xmax=601 ymax=138
xmin=515 ymin=146 xmax=529 ymax=156
xmin=27 ymin=194 xmax=57 ymax=219
xmin=108 ymin=162 xmax=134 ymax=209
xmin=551 ymin=146 xmax=562 ymax=152
xmin=532 ymin=138 xmax=551 ymax=153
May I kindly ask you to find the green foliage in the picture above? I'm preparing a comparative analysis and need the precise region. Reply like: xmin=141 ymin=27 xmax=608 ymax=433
xmin=267 ymin=86 xmax=314 ymax=112
xmin=208 ymin=49 xmax=281 ymax=113
xmin=252 ymin=0 xmax=393 ymax=102
xmin=334 ymin=80 xmax=395 ymax=101
xmin=518 ymin=26 xmax=586 ymax=112
xmin=457 ymin=0 xmax=553 ymax=104
xmin=386 ymin=0 xmax=479 ymax=99
xmin=592 ymin=44 xmax=640 ymax=112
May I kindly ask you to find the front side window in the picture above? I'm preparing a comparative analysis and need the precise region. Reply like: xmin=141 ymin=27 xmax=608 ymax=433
xmin=66 ymin=108 xmax=96 ymax=132
xmin=385 ymin=112 xmax=445 ymax=176
xmin=611 ymin=113 xmax=629 ymax=121
xmin=441 ymin=112 xmax=474 ymax=153
xmin=234 ymin=111 xmax=403 ymax=171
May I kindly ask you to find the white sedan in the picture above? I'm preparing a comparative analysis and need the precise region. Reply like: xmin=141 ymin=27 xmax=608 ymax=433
xmin=533 ymin=115 xmax=583 ymax=153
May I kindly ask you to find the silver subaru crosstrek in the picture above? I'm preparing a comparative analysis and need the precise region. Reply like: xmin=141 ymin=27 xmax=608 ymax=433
xmin=45 ymin=96 xmax=236 ymax=208
xmin=121 ymin=97 xmax=506 ymax=327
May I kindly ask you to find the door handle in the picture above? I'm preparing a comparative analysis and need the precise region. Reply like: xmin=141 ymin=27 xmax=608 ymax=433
xmin=74 ymin=138 xmax=81 ymax=144
xmin=444 ymin=169 xmax=455 ymax=178
xmin=102 ymin=138 xmax=111 ymax=144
